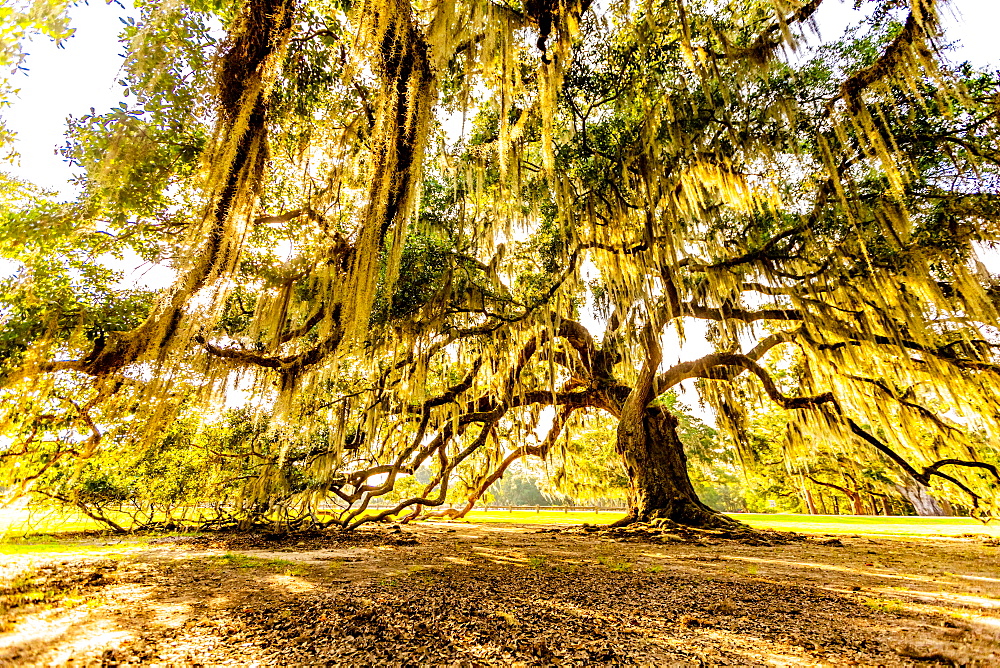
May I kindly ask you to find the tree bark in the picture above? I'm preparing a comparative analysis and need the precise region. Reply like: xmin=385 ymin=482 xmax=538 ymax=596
xmin=896 ymin=480 xmax=955 ymax=516
xmin=807 ymin=476 xmax=866 ymax=515
xmin=606 ymin=318 xmax=737 ymax=529
xmin=848 ymin=491 xmax=866 ymax=515
xmin=613 ymin=405 xmax=736 ymax=528
xmin=803 ymin=487 xmax=818 ymax=514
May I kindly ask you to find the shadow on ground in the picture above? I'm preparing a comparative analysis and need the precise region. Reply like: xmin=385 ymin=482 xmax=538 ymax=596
xmin=1 ymin=522 xmax=998 ymax=666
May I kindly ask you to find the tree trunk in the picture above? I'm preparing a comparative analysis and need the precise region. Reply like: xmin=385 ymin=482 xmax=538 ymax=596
xmin=847 ymin=491 xmax=866 ymax=515
xmin=816 ymin=491 xmax=828 ymax=515
xmin=614 ymin=406 xmax=736 ymax=528
xmin=896 ymin=480 xmax=955 ymax=516
xmin=803 ymin=488 xmax=818 ymax=515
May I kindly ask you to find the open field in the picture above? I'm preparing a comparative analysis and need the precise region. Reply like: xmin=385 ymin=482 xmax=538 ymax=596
xmin=5 ymin=504 xmax=1000 ymax=540
xmin=462 ymin=510 xmax=1000 ymax=538
xmin=734 ymin=513 xmax=1000 ymax=538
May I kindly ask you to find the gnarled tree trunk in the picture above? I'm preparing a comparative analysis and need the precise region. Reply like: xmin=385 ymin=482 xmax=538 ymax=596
xmin=608 ymin=321 xmax=736 ymax=528
xmin=614 ymin=404 xmax=735 ymax=527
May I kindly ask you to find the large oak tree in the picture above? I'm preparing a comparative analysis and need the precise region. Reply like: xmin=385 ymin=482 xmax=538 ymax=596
xmin=1 ymin=0 xmax=999 ymax=529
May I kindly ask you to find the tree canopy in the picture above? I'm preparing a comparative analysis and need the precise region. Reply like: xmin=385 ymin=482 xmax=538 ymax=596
xmin=1 ymin=0 xmax=999 ymax=530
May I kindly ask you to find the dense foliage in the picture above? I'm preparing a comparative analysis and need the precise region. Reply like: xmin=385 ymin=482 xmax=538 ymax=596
xmin=1 ymin=0 xmax=999 ymax=530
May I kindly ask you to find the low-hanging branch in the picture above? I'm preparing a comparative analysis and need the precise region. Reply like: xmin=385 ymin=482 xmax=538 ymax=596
xmin=845 ymin=418 xmax=983 ymax=508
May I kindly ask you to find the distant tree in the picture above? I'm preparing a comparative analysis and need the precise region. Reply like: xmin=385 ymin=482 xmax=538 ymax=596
xmin=487 ymin=471 xmax=555 ymax=507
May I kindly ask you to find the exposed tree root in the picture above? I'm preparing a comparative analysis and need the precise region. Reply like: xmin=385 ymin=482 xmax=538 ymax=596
xmin=571 ymin=520 xmax=802 ymax=547
xmin=565 ymin=505 xmax=799 ymax=546
xmin=609 ymin=502 xmax=744 ymax=531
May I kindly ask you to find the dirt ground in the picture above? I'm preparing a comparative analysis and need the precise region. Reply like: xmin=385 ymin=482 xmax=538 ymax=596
xmin=1 ymin=521 xmax=999 ymax=667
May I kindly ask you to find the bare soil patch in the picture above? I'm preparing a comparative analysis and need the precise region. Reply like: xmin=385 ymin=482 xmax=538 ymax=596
xmin=1 ymin=522 xmax=998 ymax=666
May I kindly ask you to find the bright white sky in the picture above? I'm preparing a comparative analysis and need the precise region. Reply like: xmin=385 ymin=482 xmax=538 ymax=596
xmin=2 ymin=0 xmax=998 ymax=417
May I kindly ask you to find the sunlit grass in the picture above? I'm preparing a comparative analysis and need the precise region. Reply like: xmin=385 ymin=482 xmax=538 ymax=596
xmin=0 ymin=506 xmax=116 ymax=538
xmin=0 ymin=534 xmax=158 ymax=557
xmin=5 ymin=503 xmax=1000 ymax=541
xmin=0 ymin=537 xmax=106 ymax=556
xmin=207 ymin=553 xmax=307 ymax=575
xmin=459 ymin=510 xmax=1000 ymax=538
xmin=1 ymin=505 xmax=404 ymax=538
xmin=0 ymin=506 xmax=196 ymax=556
xmin=463 ymin=509 xmax=628 ymax=525
xmin=527 ymin=556 xmax=547 ymax=568
xmin=597 ymin=555 xmax=633 ymax=572
xmin=0 ymin=505 xmax=218 ymax=539
xmin=862 ymin=597 xmax=906 ymax=614
xmin=733 ymin=513 xmax=1000 ymax=537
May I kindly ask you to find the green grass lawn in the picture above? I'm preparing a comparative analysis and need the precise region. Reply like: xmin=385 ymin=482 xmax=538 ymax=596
xmin=0 ymin=506 xmax=112 ymax=538
xmin=4 ymin=504 xmax=999 ymax=542
xmin=460 ymin=510 xmax=1000 ymax=537
xmin=462 ymin=509 xmax=629 ymax=525
xmin=733 ymin=512 xmax=1000 ymax=537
